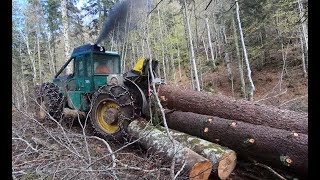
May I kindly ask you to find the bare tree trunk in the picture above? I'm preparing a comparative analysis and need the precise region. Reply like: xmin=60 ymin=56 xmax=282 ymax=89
xmin=222 ymin=25 xmax=234 ymax=97
xmin=279 ymin=43 xmax=288 ymax=91
xmin=192 ymin=2 xmax=200 ymax=52
xmin=232 ymin=9 xmax=246 ymax=98
xmin=299 ymin=27 xmax=307 ymax=78
xmin=235 ymin=0 xmax=255 ymax=101
xmin=170 ymin=46 xmax=176 ymax=84
xmin=275 ymin=16 xmax=288 ymax=92
xmin=24 ymin=35 xmax=37 ymax=86
xmin=36 ymin=28 xmax=42 ymax=84
xmin=121 ymin=10 xmax=129 ymax=72
xmin=163 ymin=23 xmax=171 ymax=80
xmin=19 ymin=45 xmax=27 ymax=108
xmin=47 ymin=33 xmax=55 ymax=75
xmin=117 ymin=23 xmax=121 ymax=51
xmin=297 ymin=0 xmax=308 ymax=51
xmin=61 ymin=0 xmax=71 ymax=74
xmin=141 ymin=37 xmax=145 ymax=57
xmin=165 ymin=44 xmax=170 ymax=80
xmin=202 ymin=36 xmax=210 ymax=63
xmin=157 ymin=9 xmax=167 ymax=82
xmin=131 ymin=41 xmax=135 ymax=68
xmin=181 ymin=11 xmax=194 ymax=89
xmin=205 ymin=17 xmax=216 ymax=69
xmin=184 ymin=0 xmax=200 ymax=91
xmin=177 ymin=45 xmax=182 ymax=80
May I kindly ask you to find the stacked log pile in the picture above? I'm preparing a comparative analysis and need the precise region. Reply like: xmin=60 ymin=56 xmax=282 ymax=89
xmin=158 ymin=85 xmax=308 ymax=134
xmin=128 ymin=120 xmax=237 ymax=179
xmin=62 ymin=84 xmax=308 ymax=179
xmin=157 ymin=85 xmax=308 ymax=178
xmin=127 ymin=120 xmax=213 ymax=180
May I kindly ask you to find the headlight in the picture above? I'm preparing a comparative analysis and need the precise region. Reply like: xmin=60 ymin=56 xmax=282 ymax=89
xmin=107 ymin=74 xmax=123 ymax=85
xmin=110 ymin=77 xmax=118 ymax=85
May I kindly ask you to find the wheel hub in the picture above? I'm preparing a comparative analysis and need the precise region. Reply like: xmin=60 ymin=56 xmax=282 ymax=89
xmin=103 ymin=108 xmax=119 ymax=124
xmin=96 ymin=100 xmax=121 ymax=134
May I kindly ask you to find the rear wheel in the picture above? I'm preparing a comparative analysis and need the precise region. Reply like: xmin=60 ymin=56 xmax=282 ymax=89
xmin=35 ymin=82 xmax=64 ymax=122
xmin=90 ymin=85 xmax=136 ymax=141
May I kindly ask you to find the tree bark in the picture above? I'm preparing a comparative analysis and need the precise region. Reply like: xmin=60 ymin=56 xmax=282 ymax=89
xmin=170 ymin=45 xmax=176 ymax=84
xmin=127 ymin=120 xmax=213 ymax=180
xmin=183 ymin=0 xmax=200 ymax=91
xmin=205 ymin=17 xmax=216 ymax=69
xmin=61 ymin=0 xmax=71 ymax=74
xmin=164 ymin=111 xmax=308 ymax=177
xmin=156 ymin=125 xmax=237 ymax=179
xmin=222 ymin=25 xmax=234 ymax=97
xmin=299 ymin=27 xmax=307 ymax=78
xmin=297 ymin=0 xmax=308 ymax=51
xmin=202 ymin=36 xmax=210 ymax=63
xmin=23 ymin=32 xmax=37 ymax=86
xmin=235 ymin=0 xmax=255 ymax=101
xmin=157 ymin=8 xmax=167 ymax=82
xmin=177 ymin=45 xmax=182 ymax=80
xmin=36 ymin=27 xmax=42 ymax=84
xmin=158 ymin=85 xmax=308 ymax=133
xmin=232 ymin=8 xmax=246 ymax=99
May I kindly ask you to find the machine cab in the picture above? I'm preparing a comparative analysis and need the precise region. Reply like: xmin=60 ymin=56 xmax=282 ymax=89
xmin=53 ymin=43 xmax=122 ymax=111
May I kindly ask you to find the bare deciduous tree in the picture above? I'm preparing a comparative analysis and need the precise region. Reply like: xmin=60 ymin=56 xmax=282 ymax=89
xmin=235 ymin=0 xmax=255 ymax=100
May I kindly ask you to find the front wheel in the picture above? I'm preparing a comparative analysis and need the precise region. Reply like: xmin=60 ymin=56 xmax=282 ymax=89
xmin=90 ymin=85 xmax=136 ymax=141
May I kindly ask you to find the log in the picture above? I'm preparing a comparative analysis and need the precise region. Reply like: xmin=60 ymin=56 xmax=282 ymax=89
xmin=63 ymin=108 xmax=86 ymax=119
xmin=127 ymin=120 xmax=212 ymax=180
xmin=165 ymin=111 xmax=308 ymax=177
xmin=158 ymin=85 xmax=308 ymax=134
xmin=156 ymin=126 xmax=237 ymax=179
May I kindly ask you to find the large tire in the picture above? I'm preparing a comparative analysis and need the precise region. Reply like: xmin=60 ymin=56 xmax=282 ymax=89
xmin=90 ymin=85 xmax=136 ymax=141
xmin=35 ymin=82 xmax=64 ymax=122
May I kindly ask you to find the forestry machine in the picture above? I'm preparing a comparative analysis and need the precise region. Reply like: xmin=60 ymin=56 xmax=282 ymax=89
xmin=35 ymin=43 xmax=160 ymax=140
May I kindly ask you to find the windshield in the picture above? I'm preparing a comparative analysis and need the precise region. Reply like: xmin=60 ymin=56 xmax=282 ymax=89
xmin=93 ymin=53 xmax=120 ymax=74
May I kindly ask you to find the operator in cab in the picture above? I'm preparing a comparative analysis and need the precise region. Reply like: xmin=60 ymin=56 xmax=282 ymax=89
xmin=95 ymin=61 xmax=110 ymax=74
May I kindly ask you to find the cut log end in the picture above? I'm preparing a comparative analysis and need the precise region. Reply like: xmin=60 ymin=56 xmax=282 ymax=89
xmin=217 ymin=150 xmax=237 ymax=180
xmin=63 ymin=108 xmax=86 ymax=119
xmin=189 ymin=160 xmax=212 ymax=180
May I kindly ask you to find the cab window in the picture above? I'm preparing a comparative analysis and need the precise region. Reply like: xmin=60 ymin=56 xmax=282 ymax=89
xmin=93 ymin=54 xmax=120 ymax=74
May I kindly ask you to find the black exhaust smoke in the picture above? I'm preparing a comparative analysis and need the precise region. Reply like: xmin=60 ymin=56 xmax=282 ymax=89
xmin=95 ymin=0 xmax=151 ymax=45
xmin=95 ymin=0 xmax=129 ymax=45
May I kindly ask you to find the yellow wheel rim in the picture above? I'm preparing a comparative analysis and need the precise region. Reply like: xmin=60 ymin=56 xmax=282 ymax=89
xmin=96 ymin=100 xmax=120 ymax=134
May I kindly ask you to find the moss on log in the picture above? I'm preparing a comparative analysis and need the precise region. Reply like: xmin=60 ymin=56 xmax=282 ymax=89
xmin=127 ymin=120 xmax=212 ymax=180
xmin=157 ymin=126 xmax=237 ymax=180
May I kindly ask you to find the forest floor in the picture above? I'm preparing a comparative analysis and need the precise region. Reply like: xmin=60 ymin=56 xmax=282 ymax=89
xmin=203 ymin=63 xmax=308 ymax=113
xmin=12 ymin=63 xmax=307 ymax=180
